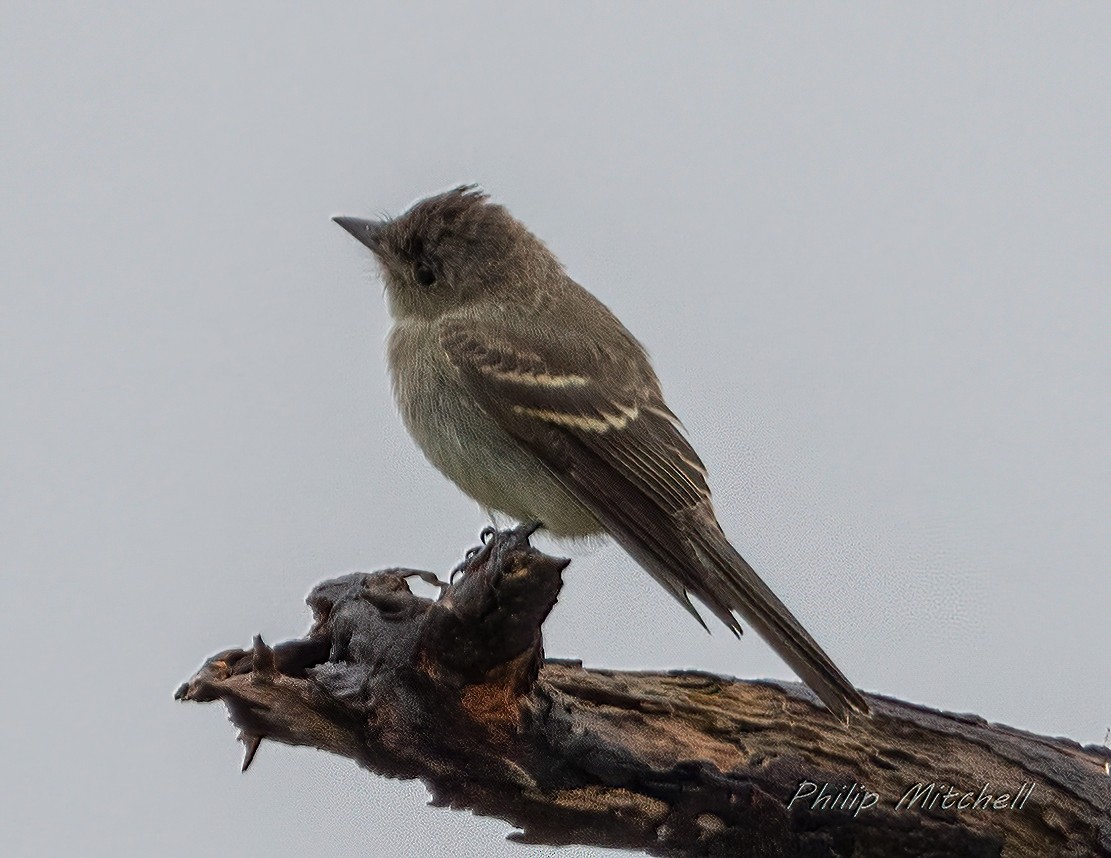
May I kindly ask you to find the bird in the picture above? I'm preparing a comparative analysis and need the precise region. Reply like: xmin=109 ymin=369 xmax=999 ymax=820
xmin=333 ymin=186 xmax=868 ymax=718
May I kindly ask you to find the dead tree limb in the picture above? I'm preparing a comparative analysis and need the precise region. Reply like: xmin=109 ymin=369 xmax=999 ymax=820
xmin=176 ymin=525 xmax=1110 ymax=857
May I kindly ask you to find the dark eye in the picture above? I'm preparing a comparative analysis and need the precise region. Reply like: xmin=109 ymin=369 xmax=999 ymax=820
xmin=414 ymin=265 xmax=436 ymax=287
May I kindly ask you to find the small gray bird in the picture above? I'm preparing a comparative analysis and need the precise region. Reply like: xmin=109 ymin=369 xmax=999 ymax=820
xmin=334 ymin=186 xmax=868 ymax=718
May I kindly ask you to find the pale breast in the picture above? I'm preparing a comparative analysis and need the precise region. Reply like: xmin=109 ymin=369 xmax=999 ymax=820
xmin=386 ymin=319 xmax=600 ymax=537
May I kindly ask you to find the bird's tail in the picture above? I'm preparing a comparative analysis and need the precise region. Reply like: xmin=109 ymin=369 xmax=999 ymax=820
xmin=685 ymin=520 xmax=870 ymax=719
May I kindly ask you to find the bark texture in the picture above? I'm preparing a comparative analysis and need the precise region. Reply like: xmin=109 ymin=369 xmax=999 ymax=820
xmin=176 ymin=526 xmax=1111 ymax=857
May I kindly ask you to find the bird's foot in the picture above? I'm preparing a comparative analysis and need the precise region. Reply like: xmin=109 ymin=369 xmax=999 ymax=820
xmin=517 ymin=520 xmax=544 ymax=538
xmin=450 ymin=526 xmax=499 ymax=583
xmin=449 ymin=523 xmax=543 ymax=583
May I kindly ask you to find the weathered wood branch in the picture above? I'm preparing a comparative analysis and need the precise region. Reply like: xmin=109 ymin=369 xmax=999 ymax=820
xmin=176 ymin=525 xmax=1110 ymax=857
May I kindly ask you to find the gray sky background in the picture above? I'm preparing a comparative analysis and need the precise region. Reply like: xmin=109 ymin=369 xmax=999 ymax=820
xmin=3 ymin=4 xmax=1109 ymax=856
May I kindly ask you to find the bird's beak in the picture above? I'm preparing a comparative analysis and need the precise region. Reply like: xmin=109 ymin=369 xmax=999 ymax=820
xmin=332 ymin=215 xmax=385 ymax=251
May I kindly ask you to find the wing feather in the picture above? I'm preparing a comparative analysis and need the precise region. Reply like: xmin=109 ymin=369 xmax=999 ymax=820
xmin=438 ymin=315 xmax=868 ymax=717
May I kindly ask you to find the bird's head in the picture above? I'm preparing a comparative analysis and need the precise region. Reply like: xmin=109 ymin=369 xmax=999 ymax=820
xmin=333 ymin=186 xmax=561 ymax=320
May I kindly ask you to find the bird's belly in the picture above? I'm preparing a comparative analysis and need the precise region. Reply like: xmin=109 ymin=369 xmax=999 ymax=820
xmin=389 ymin=324 xmax=599 ymax=537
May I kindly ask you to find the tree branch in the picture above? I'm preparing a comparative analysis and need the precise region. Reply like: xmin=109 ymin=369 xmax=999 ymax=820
xmin=176 ymin=525 xmax=1111 ymax=857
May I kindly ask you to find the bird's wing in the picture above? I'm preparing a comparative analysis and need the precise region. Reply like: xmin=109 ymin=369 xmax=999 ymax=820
xmin=438 ymin=314 xmax=868 ymax=718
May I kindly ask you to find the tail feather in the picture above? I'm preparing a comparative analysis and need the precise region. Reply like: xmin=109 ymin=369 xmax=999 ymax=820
xmin=687 ymin=522 xmax=869 ymax=718
xmin=529 ymin=430 xmax=868 ymax=717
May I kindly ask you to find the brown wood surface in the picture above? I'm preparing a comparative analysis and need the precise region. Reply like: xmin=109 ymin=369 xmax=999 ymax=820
xmin=176 ymin=526 xmax=1111 ymax=857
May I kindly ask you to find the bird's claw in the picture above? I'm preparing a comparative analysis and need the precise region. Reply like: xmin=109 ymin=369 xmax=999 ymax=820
xmin=450 ymin=522 xmax=544 ymax=583
xmin=451 ymin=529 xmax=496 ymax=583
